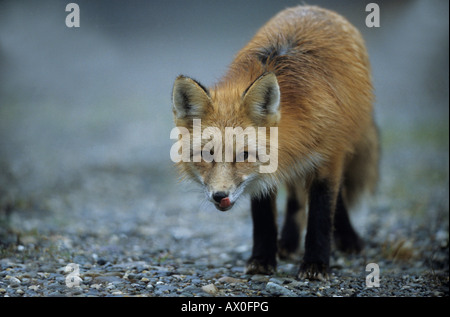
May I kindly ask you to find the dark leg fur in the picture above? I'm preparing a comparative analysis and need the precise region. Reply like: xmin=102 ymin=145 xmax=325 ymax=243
xmin=246 ymin=190 xmax=278 ymax=275
xmin=298 ymin=179 xmax=333 ymax=280
xmin=278 ymin=186 xmax=302 ymax=259
xmin=333 ymin=191 xmax=364 ymax=253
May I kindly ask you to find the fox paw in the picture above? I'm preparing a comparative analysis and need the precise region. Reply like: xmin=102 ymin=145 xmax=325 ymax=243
xmin=298 ymin=262 xmax=329 ymax=281
xmin=245 ymin=257 xmax=276 ymax=275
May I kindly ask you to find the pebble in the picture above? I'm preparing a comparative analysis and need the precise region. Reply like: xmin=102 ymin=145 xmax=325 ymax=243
xmin=7 ymin=277 xmax=21 ymax=287
xmin=154 ymin=284 xmax=177 ymax=296
xmin=181 ymin=285 xmax=203 ymax=294
xmin=218 ymin=276 xmax=244 ymax=284
xmin=265 ymin=282 xmax=297 ymax=297
xmin=250 ymin=275 xmax=270 ymax=283
xmin=268 ymin=277 xmax=288 ymax=285
xmin=201 ymin=283 xmax=219 ymax=295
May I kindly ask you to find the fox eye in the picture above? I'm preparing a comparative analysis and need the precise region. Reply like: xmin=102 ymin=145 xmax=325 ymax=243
xmin=202 ymin=148 xmax=214 ymax=157
xmin=236 ymin=151 xmax=249 ymax=162
xmin=201 ymin=148 xmax=215 ymax=162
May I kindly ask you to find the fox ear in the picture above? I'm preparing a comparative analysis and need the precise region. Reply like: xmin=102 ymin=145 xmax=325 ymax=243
xmin=242 ymin=72 xmax=281 ymax=125
xmin=172 ymin=75 xmax=211 ymax=120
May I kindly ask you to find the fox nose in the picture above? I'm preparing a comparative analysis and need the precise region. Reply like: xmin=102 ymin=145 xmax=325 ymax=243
xmin=212 ymin=191 xmax=229 ymax=203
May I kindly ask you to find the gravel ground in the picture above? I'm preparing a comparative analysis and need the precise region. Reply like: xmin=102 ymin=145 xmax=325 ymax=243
xmin=0 ymin=155 xmax=448 ymax=298
xmin=0 ymin=0 xmax=448 ymax=299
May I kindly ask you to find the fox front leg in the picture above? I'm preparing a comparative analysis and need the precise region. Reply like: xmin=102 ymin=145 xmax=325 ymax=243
xmin=298 ymin=179 xmax=333 ymax=280
xmin=245 ymin=190 xmax=278 ymax=275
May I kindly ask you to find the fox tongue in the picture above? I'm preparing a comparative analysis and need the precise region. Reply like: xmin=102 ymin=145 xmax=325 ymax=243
xmin=219 ymin=197 xmax=231 ymax=208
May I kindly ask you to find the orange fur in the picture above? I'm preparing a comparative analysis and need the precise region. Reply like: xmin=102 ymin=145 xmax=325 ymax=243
xmin=173 ymin=5 xmax=378 ymax=207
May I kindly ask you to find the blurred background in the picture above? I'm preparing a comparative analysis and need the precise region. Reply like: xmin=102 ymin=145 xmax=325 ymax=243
xmin=0 ymin=0 xmax=448 ymax=270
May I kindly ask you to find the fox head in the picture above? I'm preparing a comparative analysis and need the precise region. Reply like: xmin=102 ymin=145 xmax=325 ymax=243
xmin=171 ymin=72 xmax=280 ymax=211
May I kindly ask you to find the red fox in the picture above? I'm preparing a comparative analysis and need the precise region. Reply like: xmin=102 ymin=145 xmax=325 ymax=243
xmin=171 ymin=5 xmax=379 ymax=280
